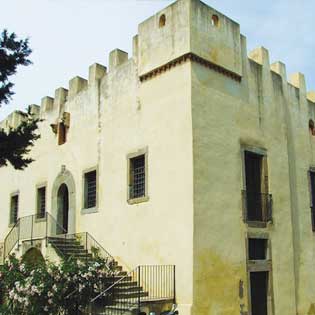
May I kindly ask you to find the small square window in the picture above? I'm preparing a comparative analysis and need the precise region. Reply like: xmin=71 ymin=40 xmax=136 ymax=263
xmin=10 ymin=194 xmax=19 ymax=225
xmin=84 ymin=170 xmax=97 ymax=209
xmin=129 ymin=155 xmax=146 ymax=199
xmin=248 ymin=238 xmax=268 ymax=260
xmin=37 ymin=187 xmax=46 ymax=219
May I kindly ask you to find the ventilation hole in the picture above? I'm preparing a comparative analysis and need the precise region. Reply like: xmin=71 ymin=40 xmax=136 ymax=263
xmin=159 ymin=14 xmax=166 ymax=28
xmin=309 ymin=119 xmax=315 ymax=135
xmin=211 ymin=14 xmax=219 ymax=27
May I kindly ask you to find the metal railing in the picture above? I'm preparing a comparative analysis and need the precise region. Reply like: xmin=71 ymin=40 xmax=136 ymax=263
xmin=4 ymin=212 xmax=67 ymax=258
xmin=242 ymin=190 xmax=273 ymax=224
xmin=90 ymin=265 xmax=176 ymax=315
xmin=50 ymin=232 xmax=116 ymax=266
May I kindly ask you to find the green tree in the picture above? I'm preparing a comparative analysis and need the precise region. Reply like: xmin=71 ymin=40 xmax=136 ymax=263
xmin=0 ymin=29 xmax=40 ymax=170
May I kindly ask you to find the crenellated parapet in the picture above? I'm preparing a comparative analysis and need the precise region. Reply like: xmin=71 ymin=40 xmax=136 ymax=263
xmin=0 ymin=104 xmax=40 ymax=133
xmin=247 ymin=45 xmax=314 ymax=113
xmin=1 ymin=0 xmax=313 ymax=131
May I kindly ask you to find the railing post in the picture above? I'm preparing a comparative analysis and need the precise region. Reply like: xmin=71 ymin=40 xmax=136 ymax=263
xmin=173 ymin=265 xmax=176 ymax=304
xmin=31 ymin=215 xmax=34 ymax=245
xmin=86 ymin=232 xmax=88 ymax=261
xmin=17 ymin=220 xmax=20 ymax=249
xmin=45 ymin=212 xmax=48 ymax=247
xmin=3 ymin=243 xmax=5 ymax=260
xmin=138 ymin=266 xmax=141 ymax=315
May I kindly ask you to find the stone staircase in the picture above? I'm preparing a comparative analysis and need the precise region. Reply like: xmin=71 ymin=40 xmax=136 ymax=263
xmin=2 ymin=214 xmax=175 ymax=315
xmin=48 ymin=236 xmax=93 ymax=260
xmin=48 ymin=236 xmax=152 ymax=315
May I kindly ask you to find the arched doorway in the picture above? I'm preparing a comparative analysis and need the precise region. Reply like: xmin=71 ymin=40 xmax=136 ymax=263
xmin=57 ymin=184 xmax=69 ymax=233
xmin=51 ymin=167 xmax=76 ymax=234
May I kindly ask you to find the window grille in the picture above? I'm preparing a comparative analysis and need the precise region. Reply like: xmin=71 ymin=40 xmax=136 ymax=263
xmin=84 ymin=170 xmax=97 ymax=209
xmin=37 ymin=187 xmax=46 ymax=219
xmin=130 ymin=155 xmax=145 ymax=199
xmin=10 ymin=195 xmax=19 ymax=225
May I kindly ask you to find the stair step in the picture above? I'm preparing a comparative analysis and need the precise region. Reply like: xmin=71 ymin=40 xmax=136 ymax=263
xmin=114 ymin=286 xmax=143 ymax=293
xmin=68 ymin=254 xmax=92 ymax=258
xmin=103 ymin=276 xmax=132 ymax=282
xmin=95 ymin=308 xmax=134 ymax=315
xmin=49 ymin=236 xmax=78 ymax=242
xmin=115 ymin=281 xmax=138 ymax=288
xmin=62 ymin=249 xmax=88 ymax=254
xmin=49 ymin=242 xmax=84 ymax=248
xmin=115 ymin=291 xmax=149 ymax=299
xmin=104 ymin=305 xmax=136 ymax=312
xmin=49 ymin=239 xmax=80 ymax=244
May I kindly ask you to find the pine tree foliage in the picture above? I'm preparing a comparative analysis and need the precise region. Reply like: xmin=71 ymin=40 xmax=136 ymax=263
xmin=0 ymin=29 xmax=40 ymax=170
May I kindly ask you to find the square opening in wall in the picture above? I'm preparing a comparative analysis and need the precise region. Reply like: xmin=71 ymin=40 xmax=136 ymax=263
xmin=248 ymin=238 xmax=268 ymax=260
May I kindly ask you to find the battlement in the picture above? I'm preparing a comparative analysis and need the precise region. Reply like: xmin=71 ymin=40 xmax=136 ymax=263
xmin=248 ymin=46 xmax=314 ymax=104
xmin=1 ymin=0 xmax=313 ymax=126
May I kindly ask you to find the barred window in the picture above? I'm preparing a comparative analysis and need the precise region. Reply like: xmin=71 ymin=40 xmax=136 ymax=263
xmin=37 ymin=187 xmax=46 ymax=219
xmin=129 ymin=155 xmax=145 ymax=199
xmin=84 ymin=170 xmax=97 ymax=209
xmin=10 ymin=194 xmax=19 ymax=225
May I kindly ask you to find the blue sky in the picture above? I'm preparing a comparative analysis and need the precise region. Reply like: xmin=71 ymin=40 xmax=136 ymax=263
xmin=1 ymin=0 xmax=314 ymax=120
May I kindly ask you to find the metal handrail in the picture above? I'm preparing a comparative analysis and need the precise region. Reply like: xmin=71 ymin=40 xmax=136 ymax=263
xmin=46 ymin=212 xmax=67 ymax=236
xmin=90 ymin=265 xmax=176 ymax=304
xmin=90 ymin=266 xmax=138 ymax=303
xmin=3 ymin=218 xmax=20 ymax=258
xmin=3 ymin=212 xmax=68 ymax=259
xmin=87 ymin=232 xmax=115 ymax=264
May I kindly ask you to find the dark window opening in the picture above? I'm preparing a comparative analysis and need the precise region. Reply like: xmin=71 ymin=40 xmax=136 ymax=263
xmin=211 ymin=14 xmax=219 ymax=27
xmin=243 ymin=151 xmax=272 ymax=223
xmin=37 ymin=187 xmax=46 ymax=219
xmin=159 ymin=14 xmax=166 ymax=28
xmin=245 ymin=151 xmax=263 ymax=221
xmin=248 ymin=238 xmax=267 ymax=260
xmin=309 ymin=119 xmax=315 ymax=135
xmin=84 ymin=170 xmax=97 ymax=209
xmin=10 ymin=194 xmax=19 ymax=225
xmin=57 ymin=184 xmax=69 ymax=234
xmin=250 ymin=272 xmax=268 ymax=315
xmin=310 ymin=171 xmax=315 ymax=231
xmin=129 ymin=155 xmax=145 ymax=199
xmin=58 ymin=122 xmax=67 ymax=145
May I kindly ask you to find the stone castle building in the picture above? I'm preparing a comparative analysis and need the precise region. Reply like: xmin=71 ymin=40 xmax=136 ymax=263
xmin=1 ymin=0 xmax=315 ymax=315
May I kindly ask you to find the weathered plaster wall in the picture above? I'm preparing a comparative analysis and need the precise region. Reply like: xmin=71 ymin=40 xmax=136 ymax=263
xmin=0 ymin=1 xmax=315 ymax=315
xmin=191 ymin=19 xmax=315 ymax=315
xmin=0 ymin=25 xmax=194 ymax=315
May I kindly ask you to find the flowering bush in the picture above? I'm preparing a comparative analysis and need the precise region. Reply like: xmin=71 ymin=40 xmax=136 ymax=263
xmin=0 ymin=250 xmax=116 ymax=315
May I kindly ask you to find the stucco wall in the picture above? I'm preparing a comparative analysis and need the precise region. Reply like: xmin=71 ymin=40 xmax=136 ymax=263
xmin=0 ymin=1 xmax=315 ymax=315
xmin=191 ymin=27 xmax=315 ymax=315
xmin=0 ymin=40 xmax=194 ymax=315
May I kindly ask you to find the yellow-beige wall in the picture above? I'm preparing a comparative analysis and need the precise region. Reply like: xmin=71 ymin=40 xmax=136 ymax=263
xmin=1 ymin=1 xmax=315 ymax=315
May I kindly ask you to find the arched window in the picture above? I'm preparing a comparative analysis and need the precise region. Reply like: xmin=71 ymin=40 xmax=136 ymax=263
xmin=159 ymin=14 xmax=166 ymax=28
